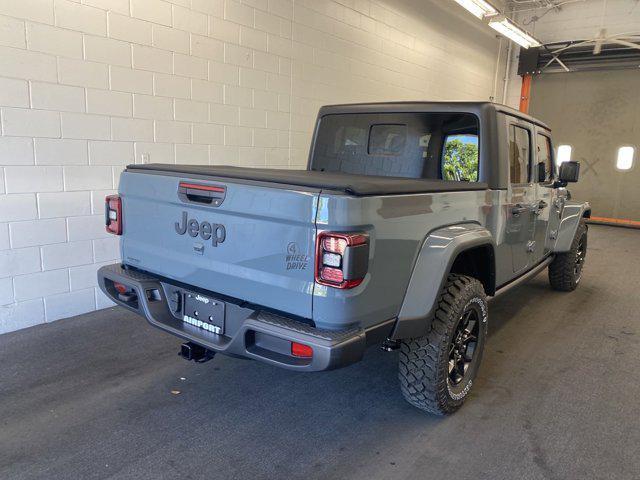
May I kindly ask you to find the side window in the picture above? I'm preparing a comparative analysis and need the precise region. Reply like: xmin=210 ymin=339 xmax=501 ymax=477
xmin=536 ymin=134 xmax=553 ymax=182
xmin=441 ymin=134 xmax=479 ymax=182
xmin=509 ymin=125 xmax=531 ymax=184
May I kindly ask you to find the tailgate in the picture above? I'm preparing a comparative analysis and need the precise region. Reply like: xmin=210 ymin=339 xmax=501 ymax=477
xmin=118 ymin=171 xmax=319 ymax=319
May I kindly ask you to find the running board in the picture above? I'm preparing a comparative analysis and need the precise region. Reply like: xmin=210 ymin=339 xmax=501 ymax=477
xmin=489 ymin=256 xmax=554 ymax=301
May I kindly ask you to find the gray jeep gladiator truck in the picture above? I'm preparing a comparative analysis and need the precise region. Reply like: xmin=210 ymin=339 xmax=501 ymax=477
xmin=98 ymin=101 xmax=590 ymax=415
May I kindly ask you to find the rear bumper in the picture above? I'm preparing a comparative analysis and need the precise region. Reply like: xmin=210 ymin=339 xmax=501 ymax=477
xmin=97 ymin=263 xmax=392 ymax=371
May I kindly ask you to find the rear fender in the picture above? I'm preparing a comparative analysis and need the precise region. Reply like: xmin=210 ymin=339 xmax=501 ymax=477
xmin=553 ymin=201 xmax=591 ymax=253
xmin=390 ymin=223 xmax=495 ymax=340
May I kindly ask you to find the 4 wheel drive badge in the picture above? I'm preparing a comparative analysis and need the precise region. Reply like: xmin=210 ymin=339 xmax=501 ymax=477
xmin=287 ymin=242 xmax=298 ymax=255
xmin=286 ymin=242 xmax=309 ymax=270
xmin=175 ymin=211 xmax=226 ymax=247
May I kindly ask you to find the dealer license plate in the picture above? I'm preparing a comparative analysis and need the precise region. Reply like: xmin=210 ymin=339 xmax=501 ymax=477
xmin=182 ymin=292 xmax=225 ymax=335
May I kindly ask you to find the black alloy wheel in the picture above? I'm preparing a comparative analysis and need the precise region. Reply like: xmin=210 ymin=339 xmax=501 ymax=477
xmin=548 ymin=220 xmax=588 ymax=292
xmin=399 ymin=274 xmax=488 ymax=415
xmin=448 ymin=306 xmax=480 ymax=387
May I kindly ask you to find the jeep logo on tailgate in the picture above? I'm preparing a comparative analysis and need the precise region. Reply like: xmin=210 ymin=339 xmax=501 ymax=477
xmin=175 ymin=211 xmax=226 ymax=247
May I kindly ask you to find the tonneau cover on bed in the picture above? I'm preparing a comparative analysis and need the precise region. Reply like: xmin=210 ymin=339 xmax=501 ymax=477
xmin=126 ymin=164 xmax=488 ymax=196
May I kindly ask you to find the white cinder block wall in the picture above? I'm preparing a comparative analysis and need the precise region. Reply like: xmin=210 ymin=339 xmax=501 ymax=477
xmin=0 ymin=0 xmax=501 ymax=334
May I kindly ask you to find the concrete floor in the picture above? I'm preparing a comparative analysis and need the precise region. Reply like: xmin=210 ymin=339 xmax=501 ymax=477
xmin=1 ymin=225 xmax=639 ymax=480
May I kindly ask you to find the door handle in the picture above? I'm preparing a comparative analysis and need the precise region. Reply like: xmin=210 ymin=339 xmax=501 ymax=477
xmin=511 ymin=204 xmax=528 ymax=216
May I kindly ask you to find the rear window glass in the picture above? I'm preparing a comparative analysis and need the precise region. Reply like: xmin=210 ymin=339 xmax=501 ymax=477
xmin=368 ymin=124 xmax=406 ymax=155
xmin=331 ymin=126 xmax=367 ymax=154
xmin=311 ymin=112 xmax=480 ymax=180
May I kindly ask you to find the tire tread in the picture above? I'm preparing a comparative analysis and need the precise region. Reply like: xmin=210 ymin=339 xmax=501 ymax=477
xmin=549 ymin=220 xmax=587 ymax=291
xmin=398 ymin=274 xmax=486 ymax=415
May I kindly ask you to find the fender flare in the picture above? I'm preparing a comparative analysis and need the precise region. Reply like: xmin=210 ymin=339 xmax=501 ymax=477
xmin=390 ymin=223 xmax=496 ymax=340
xmin=553 ymin=201 xmax=591 ymax=253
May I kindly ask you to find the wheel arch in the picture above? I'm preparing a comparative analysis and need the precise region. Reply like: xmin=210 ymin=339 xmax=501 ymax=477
xmin=553 ymin=201 xmax=591 ymax=253
xmin=449 ymin=243 xmax=496 ymax=297
xmin=390 ymin=223 xmax=496 ymax=340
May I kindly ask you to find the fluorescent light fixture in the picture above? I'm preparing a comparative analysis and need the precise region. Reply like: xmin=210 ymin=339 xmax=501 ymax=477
xmin=557 ymin=145 xmax=572 ymax=165
xmin=488 ymin=16 xmax=541 ymax=49
xmin=452 ymin=0 xmax=498 ymax=19
xmin=616 ymin=146 xmax=635 ymax=171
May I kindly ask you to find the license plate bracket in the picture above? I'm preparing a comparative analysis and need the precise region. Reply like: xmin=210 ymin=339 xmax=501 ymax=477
xmin=182 ymin=292 xmax=225 ymax=335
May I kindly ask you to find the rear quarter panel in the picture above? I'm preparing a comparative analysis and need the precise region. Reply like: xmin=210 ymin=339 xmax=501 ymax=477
xmin=313 ymin=189 xmax=501 ymax=330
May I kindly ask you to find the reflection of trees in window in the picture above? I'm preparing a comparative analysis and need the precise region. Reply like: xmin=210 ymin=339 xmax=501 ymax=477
xmin=443 ymin=138 xmax=479 ymax=182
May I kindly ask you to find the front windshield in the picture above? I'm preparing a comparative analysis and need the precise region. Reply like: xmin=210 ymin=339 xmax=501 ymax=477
xmin=310 ymin=112 xmax=479 ymax=182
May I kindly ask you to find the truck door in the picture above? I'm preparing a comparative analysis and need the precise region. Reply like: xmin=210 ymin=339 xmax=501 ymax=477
xmin=531 ymin=131 xmax=555 ymax=261
xmin=505 ymin=122 xmax=537 ymax=274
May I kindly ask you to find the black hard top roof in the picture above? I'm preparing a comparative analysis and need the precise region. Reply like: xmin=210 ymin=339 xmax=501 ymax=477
xmin=317 ymin=101 xmax=551 ymax=131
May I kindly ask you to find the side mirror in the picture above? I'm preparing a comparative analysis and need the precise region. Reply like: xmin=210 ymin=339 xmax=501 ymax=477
xmin=558 ymin=161 xmax=580 ymax=184
xmin=537 ymin=162 xmax=546 ymax=183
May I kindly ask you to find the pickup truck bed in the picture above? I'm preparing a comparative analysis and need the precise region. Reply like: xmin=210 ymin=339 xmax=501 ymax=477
xmin=126 ymin=164 xmax=488 ymax=196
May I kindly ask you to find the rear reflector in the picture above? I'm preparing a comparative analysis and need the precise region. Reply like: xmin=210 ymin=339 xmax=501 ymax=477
xmin=105 ymin=194 xmax=122 ymax=235
xmin=113 ymin=282 xmax=128 ymax=294
xmin=291 ymin=342 xmax=313 ymax=358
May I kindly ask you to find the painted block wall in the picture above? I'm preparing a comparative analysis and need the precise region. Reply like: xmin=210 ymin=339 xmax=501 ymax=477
xmin=0 ymin=0 xmax=501 ymax=334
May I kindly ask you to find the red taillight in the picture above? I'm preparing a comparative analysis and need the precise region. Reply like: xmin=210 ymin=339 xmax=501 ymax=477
xmin=319 ymin=266 xmax=344 ymax=284
xmin=291 ymin=342 xmax=313 ymax=358
xmin=315 ymin=232 xmax=369 ymax=289
xmin=105 ymin=194 xmax=122 ymax=235
xmin=322 ymin=236 xmax=347 ymax=255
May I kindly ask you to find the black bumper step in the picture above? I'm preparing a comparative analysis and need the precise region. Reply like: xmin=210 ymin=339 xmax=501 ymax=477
xmin=97 ymin=263 xmax=392 ymax=371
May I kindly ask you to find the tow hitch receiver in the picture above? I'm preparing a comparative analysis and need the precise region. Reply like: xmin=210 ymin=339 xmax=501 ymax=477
xmin=179 ymin=342 xmax=216 ymax=363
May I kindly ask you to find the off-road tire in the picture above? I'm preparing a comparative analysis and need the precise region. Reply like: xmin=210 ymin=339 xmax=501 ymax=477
xmin=399 ymin=274 xmax=488 ymax=415
xmin=549 ymin=220 xmax=588 ymax=292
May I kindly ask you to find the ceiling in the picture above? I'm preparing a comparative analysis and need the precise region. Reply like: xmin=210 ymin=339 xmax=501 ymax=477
xmin=505 ymin=0 xmax=640 ymax=16
xmin=504 ymin=0 xmax=587 ymax=13
xmin=508 ymin=0 xmax=640 ymax=73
